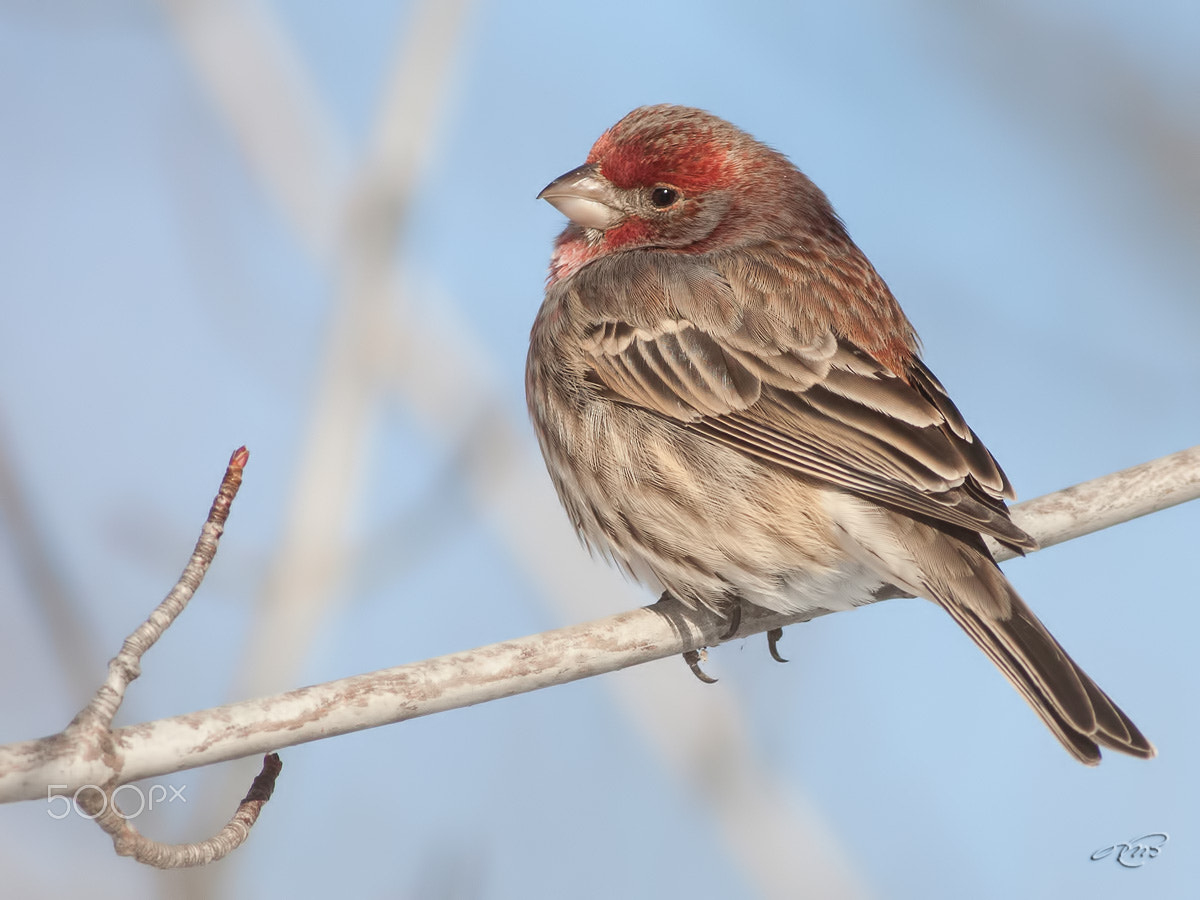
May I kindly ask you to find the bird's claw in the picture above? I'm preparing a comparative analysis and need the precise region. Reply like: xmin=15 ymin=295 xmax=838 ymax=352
xmin=767 ymin=627 xmax=788 ymax=663
xmin=683 ymin=649 xmax=718 ymax=684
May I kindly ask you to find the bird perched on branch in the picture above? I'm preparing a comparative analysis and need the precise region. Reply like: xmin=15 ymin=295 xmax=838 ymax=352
xmin=526 ymin=104 xmax=1153 ymax=764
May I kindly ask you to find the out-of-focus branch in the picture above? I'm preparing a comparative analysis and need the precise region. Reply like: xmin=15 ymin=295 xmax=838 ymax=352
xmin=932 ymin=0 xmax=1200 ymax=253
xmin=157 ymin=0 xmax=349 ymax=259
xmin=0 ymin=416 xmax=100 ymax=697
xmin=2 ymin=445 xmax=1194 ymax=805
xmin=227 ymin=0 xmax=474 ymax=705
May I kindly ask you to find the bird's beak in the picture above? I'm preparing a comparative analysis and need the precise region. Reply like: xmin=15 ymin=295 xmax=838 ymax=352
xmin=538 ymin=163 xmax=624 ymax=230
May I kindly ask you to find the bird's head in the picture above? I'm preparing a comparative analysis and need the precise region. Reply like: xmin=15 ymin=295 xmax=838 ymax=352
xmin=539 ymin=105 xmax=837 ymax=283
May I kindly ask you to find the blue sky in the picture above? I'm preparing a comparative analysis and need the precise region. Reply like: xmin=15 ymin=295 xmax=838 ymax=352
xmin=1 ymin=2 xmax=1197 ymax=898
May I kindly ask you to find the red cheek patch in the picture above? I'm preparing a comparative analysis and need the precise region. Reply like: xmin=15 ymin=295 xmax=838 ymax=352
xmin=601 ymin=217 xmax=652 ymax=251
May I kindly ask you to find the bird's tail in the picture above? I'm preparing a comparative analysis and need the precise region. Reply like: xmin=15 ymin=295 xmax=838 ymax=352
xmin=895 ymin=516 xmax=1154 ymax=764
xmin=937 ymin=576 xmax=1154 ymax=764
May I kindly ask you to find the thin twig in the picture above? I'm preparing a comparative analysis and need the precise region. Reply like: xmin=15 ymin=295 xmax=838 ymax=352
xmin=69 ymin=447 xmax=248 ymax=734
xmin=32 ymin=448 xmax=280 ymax=869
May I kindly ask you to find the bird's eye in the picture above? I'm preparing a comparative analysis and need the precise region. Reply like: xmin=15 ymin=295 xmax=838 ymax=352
xmin=649 ymin=187 xmax=679 ymax=209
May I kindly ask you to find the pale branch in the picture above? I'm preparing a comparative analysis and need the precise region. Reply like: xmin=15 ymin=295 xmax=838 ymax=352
xmin=986 ymin=444 xmax=1200 ymax=560
xmin=0 ymin=445 xmax=1196 ymax=808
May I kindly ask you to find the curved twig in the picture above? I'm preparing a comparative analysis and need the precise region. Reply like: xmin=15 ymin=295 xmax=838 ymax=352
xmin=78 ymin=753 xmax=281 ymax=868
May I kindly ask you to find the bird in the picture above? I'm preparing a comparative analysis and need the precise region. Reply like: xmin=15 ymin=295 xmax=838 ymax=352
xmin=525 ymin=104 xmax=1153 ymax=764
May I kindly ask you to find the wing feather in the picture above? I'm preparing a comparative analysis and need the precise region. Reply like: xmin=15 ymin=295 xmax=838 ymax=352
xmin=572 ymin=253 xmax=1035 ymax=551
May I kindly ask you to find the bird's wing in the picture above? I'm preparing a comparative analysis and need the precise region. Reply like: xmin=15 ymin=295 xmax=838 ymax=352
xmin=572 ymin=252 xmax=1035 ymax=551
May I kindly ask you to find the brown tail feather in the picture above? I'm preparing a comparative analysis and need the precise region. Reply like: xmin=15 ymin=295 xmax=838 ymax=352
xmin=892 ymin=513 xmax=1154 ymax=764
xmin=937 ymin=592 xmax=1154 ymax=764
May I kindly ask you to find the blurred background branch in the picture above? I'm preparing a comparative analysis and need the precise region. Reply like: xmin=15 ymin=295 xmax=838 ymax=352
xmin=154 ymin=2 xmax=866 ymax=899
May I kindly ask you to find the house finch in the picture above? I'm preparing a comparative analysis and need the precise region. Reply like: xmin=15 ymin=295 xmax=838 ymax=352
xmin=526 ymin=104 xmax=1153 ymax=764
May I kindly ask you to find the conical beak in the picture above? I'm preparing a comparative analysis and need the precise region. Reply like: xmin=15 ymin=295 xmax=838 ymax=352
xmin=537 ymin=163 xmax=624 ymax=230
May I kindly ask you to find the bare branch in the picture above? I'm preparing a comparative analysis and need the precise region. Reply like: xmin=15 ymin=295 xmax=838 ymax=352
xmin=2 ymin=445 xmax=1194 ymax=807
xmin=989 ymin=444 xmax=1200 ymax=560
